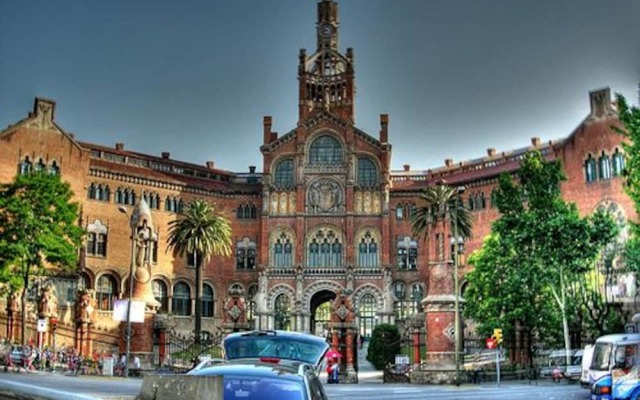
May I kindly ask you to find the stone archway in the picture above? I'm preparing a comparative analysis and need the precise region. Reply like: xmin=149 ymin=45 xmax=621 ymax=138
xmin=310 ymin=290 xmax=336 ymax=336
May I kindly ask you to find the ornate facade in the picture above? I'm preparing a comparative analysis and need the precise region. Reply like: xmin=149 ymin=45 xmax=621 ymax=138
xmin=0 ymin=0 xmax=635 ymax=381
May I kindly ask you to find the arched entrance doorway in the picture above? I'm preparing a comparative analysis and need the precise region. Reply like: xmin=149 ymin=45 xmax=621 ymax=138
xmin=310 ymin=290 xmax=336 ymax=336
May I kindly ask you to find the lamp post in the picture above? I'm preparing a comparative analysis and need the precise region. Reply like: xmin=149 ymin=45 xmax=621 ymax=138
xmin=450 ymin=186 xmax=465 ymax=386
xmin=118 ymin=205 xmax=137 ymax=379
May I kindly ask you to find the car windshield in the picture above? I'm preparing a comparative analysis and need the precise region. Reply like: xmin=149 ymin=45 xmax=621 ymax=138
xmin=224 ymin=332 xmax=328 ymax=366
xmin=223 ymin=376 xmax=305 ymax=400
xmin=591 ymin=342 xmax=613 ymax=371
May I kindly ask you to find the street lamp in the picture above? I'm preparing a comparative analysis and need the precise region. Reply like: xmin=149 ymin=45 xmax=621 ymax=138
xmin=450 ymin=186 xmax=465 ymax=386
xmin=118 ymin=205 xmax=136 ymax=378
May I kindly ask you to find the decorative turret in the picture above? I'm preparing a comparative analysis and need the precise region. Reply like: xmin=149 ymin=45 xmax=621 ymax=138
xmin=298 ymin=0 xmax=355 ymax=122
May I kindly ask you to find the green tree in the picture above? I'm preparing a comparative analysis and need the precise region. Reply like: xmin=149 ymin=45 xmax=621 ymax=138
xmin=464 ymin=151 xmax=617 ymax=365
xmin=0 ymin=172 xmax=84 ymax=344
xmin=166 ymin=199 xmax=232 ymax=343
xmin=366 ymin=324 xmax=401 ymax=370
xmin=614 ymin=94 xmax=640 ymax=273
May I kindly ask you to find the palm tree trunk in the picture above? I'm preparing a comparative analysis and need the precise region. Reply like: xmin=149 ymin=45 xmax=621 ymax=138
xmin=194 ymin=251 xmax=202 ymax=344
xmin=21 ymin=270 xmax=29 ymax=345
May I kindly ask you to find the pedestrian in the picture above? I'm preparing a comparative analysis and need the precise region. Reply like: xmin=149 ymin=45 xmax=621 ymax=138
xmin=357 ymin=334 xmax=363 ymax=350
xmin=330 ymin=357 xmax=340 ymax=383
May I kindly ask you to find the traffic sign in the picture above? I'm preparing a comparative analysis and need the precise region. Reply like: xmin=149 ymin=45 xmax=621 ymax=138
xmin=486 ymin=337 xmax=496 ymax=349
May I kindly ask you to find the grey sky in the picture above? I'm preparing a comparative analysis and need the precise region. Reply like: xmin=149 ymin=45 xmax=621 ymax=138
xmin=1 ymin=0 xmax=638 ymax=173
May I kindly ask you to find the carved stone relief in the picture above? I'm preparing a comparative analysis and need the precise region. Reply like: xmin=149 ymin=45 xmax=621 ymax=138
xmin=306 ymin=179 xmax=344 ymax=214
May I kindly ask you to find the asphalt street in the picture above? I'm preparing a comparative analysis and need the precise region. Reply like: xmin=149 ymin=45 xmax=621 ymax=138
xmin=0 ymin=370 xmax=590 ymax=400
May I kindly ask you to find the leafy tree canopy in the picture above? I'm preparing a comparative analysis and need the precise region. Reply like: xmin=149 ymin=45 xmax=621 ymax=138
xmin=0 ymin=171 xmax=84 ymax=291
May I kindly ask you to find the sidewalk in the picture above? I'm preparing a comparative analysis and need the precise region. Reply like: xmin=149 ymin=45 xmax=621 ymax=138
xmin=320 ymin=341 xmax=383 ymax=384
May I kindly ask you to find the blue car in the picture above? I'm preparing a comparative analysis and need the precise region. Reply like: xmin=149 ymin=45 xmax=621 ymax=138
xmin=188 ymin=359 xmax=328 ymax=400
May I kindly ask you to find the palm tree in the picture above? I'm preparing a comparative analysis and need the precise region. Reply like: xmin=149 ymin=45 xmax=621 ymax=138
xmin=411 ymin=183 xmax=473 ymax=257
xmin=167 ymin=199 xmax=232 ymax=343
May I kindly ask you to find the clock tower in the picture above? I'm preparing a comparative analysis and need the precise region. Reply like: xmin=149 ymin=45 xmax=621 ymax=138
xmin=298 ymin=0 xmax=355 ymax=122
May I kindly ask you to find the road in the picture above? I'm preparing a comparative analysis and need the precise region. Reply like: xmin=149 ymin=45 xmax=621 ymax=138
xmin=0 ymin=370 xmax=590 ymax=400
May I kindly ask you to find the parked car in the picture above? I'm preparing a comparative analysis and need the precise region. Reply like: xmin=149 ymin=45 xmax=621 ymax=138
xmin=9 ymin=345 xmax=27 ymax=367
xmin=189 ymin=357 xmax=226 ymax=373
xmin=539 ymin=349 xmax=576 ymax=379
xmin=188 ymin=359 xmax=328 ymax=400
xmin=222 ymin=330 xmax=329 ymax=374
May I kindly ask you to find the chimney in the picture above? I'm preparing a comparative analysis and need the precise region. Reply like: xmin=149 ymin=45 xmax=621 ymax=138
xmin=445 ymin=159 xmax=453 ymax=167
xmin=161 ymin=152 xmax=170 ymax=159
xmin=263 ymin=116 xmax=272 ymax=144
xmin=249 ymin=165 xmax=256 ymax=174
xmin=589 ymin=87 xmax=612 ymax=118
xmin=115 ymin=143 xmax=124 ymax=151
xmin=531 ymin=137 xmax=541 ymax=147
xmin=379 ymin=114 xmax=389 ymax=143
xmin=271 ymin=131 xmax=278 ymax=141
xmin=487 ymin=148 xmax=496 ymax=157
xmin=403 ymin=164 xmax=410 ymax=172
xmin=206 ymin=161 xmax=215 ymax=169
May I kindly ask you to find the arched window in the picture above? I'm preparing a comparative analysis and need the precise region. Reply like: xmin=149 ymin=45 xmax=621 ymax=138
xmin=202 ymin=284 xmax=214 ymax=318
xmin=274 ymin=294 xmax=291 ymax=331
xmin=152 ymin=280 xmax=168 ymax=313
xmin=247 ymin=284 xmax=258 ymax=330
xmin=599 ymin=151 xmax=611 ymax=180
xmin=144 ymin=192 xmax=160 ymax=210
xmin=307 ymin=228 xmax=342 ymax=267
xmin=490 ymin=189 xmax=498 ymax=208
xmin=612 ymin=148 xmax=625 ymax=176
xmin=394 ymin=282 xmax=409 ymax=320
xmin=236 ymin=238 xmax=257 ymax=270
xmin=309 ymin=135 xmax=343 ymax=165
xmin=359 ymin=293 xmax=377 ymax=339
xmin=357 ymin=230 xmax=379 ymax=268
xmin=357 ymin=158 xmax=378 ymax=187
xmin=274 ymin=159 xmax=294 ymax=187
xmin=410 ymin=283 xmax=424 ymax=314
xmin=273 ymin=232 xmax=294 ymax=268
xmin=172 ymin=282 xmax=191 ymax=316
xmin=34 ymin=158 xmax=46 ymax=172
xmin=585 ymin=154 xmax=597 ymax=183
xmin=49 ymin=161 xmax=60 ymax=175
xmin=96 ymin=274 xmax=116 ymax=311
xmin=237 ymin=204 xmax=257 ymax=220
xmin=86 ymin=220 xmax=108 ymax=257
xmin=20 ymin=157 xmax=33 ymax=175
xmin=397 ymin=237 xmax=418 ymax=270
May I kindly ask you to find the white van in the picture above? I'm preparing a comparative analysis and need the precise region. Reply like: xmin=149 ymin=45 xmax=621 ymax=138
xmin=579 ymin=344 xmax=594 ymax=388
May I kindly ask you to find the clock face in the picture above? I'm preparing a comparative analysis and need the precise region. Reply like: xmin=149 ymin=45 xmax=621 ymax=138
xmin=321 ymin=24 xmax=333 ymax=37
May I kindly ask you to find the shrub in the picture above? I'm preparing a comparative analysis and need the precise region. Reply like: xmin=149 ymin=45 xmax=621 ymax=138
xmin=366 ymin=324 xmax=401 ymax=370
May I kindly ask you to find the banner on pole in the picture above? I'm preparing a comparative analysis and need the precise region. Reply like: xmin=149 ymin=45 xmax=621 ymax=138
xmin=112 ymin=299 xmax=146 ymax=323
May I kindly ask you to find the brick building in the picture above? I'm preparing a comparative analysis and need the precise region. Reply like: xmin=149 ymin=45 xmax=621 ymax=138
xmin=0 ymin=0 xmax=634 ymax=379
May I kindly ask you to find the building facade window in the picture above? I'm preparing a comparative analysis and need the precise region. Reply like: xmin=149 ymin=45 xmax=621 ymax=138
xmin=273 ymin=232 xmax=294 ymax=268
xmin=395 ymin=203 xmax=415 ymax=220
xmin=49 ymin=161 xmax=60 ymax=175
xmin=34 ymin=158 xmax=46 ymax=172
xmin=357 ymin=230 xmax=379 ymax=268
xmin=394 ymin=282 xmax=409 ymax=320
xmin=357 ymin=158 xmax=378 ymax=187
xmin=143 ymin=192 xmax=160 ymax=210
xmin=202 ymin=284 xmax=214 ymax=318
xmin=585 ymin=154 xmax=597 ymax=182
xmin=309 ymin=135 xmax=343 ymax=165
xmin=86 ymin=220 xmax=108 ymax=257
xmin=186 ymin=251 xmax=202 ymax=268
xmin=612 ymin=148 xmax=625 ymax=176
xmin=236 ymin=237 xmax=257 ymax=270
xmin=410 ymin=283 xmax=424 ymax=314
xmin=274 ymin=158 xmax=295 ymax=187
xmin=359 ymin=293 xmax=377 ymax=339
xmin=165 ymin=197 xmax=184 ymax=213
xmin=88 ymin=183 xmax=110 ymax=202
xmin=274 ymin=294 xmax=291 ymax=331
xmin=306 ymin=228 xmax=342 ymax=267
xmin=172 ymin=282 xmax=191 ymax=316
xmin=115 ymin=188 xmax=136 ymax=205
xmin=397 ymin=236 xmax=418 ymax=270
xmin=96 ymin=274 xmax=116 ymax=311
xmin=152 ymin=280 xmax=169 ymax=313
xmin=237 ymin=204 xmax=257 ymax=220
xmin=247 ymin=284 xmax=258 ymax=330
xmin=599 ymin=151 xmax=612 ymax=180
xmin=19 ymin=157 xmax=33 ymax=175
